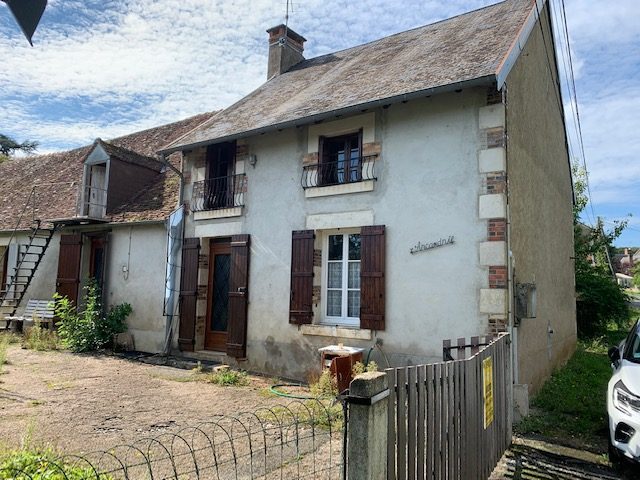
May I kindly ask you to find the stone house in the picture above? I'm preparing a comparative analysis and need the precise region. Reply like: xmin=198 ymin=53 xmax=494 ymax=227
xmin=0 ymin=113 xmax=210 ymax=352
xmin=159 ymin=0 xmax=576 ymax=397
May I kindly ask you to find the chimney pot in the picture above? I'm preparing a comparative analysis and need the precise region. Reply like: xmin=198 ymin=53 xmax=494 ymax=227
xmin=266 ymin=24 xmax=306 ymax=79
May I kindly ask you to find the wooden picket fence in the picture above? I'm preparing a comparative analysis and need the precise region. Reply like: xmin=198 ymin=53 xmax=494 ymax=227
xmin=385 ymin=333 xmax=512 ymax=480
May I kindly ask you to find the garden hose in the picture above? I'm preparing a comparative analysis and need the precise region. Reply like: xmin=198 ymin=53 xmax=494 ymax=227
xmin=269 ymin=384 xmax=315 ymax=400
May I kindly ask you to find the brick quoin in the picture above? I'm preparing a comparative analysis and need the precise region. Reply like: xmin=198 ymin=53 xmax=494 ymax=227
xmin=486 ymin=175 xmax=506 ymax=194
xmin=488 ymin=218 xmax=506 ymax=241
xmin=489 ymin=266 xmax=507 ymax=289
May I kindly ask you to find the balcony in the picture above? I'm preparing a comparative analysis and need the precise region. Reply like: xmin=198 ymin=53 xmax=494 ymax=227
xmin=191 ymin=174 xmax=246 ymax=215
xmin=301 ymin=154 xmax=377 ymax=196
xmin=29 ymin=182 xmax=109 ymax=225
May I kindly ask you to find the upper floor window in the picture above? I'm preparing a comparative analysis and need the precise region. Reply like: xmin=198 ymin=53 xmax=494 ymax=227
xmin=318 ymin=131 xmax=362 ymax=187
xmin=191 ymin=142 xmax=246 ymax=212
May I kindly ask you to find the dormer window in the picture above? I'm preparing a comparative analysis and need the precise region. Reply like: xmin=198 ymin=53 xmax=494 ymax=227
xmin=82 ymin=144 xmax=110 ymax=219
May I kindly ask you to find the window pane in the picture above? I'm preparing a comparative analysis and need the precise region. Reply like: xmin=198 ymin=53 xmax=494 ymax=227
xmin=327 ymin=290 xmax=342 ymax=317
xmin=328 ymin=262 xmax=342 ymax=288
xmin=328 ymin=235 xmax=343 ymax=260
xmin=348 ymin=262 xmax=360 ymax=289
xmin=349 ymin=234 xmax=361 ymax=260
xmin=348 ymin=291 xmax=360 ymax=318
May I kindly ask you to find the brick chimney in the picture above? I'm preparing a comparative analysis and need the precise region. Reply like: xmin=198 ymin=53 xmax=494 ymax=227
xmin=266 ymin=24 xmax=306 ymax=79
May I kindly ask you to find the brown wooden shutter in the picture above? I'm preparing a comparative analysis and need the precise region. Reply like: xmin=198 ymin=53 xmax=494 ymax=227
xmin=227 ymin=234 xmax=250 ymax=358
xmin=289 ymin=230 xmax=314 ymax=324
xmin=360 ymin=225 xmax=385 ymax=330
xmin=178 ymin=237 xmax=200 ymax=351
xmin=56 ymin=234 xmax=83 ymax=305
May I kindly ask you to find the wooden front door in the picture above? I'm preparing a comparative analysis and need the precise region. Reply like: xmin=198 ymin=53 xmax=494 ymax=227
xmin=56 ymin=234 xmax=83 ymax=305
xmin=205 ymin=240 xmax=231 ymax=351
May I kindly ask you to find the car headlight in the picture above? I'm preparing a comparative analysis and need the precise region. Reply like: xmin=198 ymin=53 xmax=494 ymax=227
xmin=613 ymin=380 xmax=640 ymax=415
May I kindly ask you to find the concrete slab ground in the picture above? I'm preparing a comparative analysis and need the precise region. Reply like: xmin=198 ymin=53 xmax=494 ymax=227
xmin=490 ymin=435 xmax=639 ymax=479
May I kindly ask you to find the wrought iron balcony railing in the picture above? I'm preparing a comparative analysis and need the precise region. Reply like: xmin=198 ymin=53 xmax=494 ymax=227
xmin=191 ymin=174 xmax=246 ymax=212
xmin=301 ymin=154 xmax=377 ymax=189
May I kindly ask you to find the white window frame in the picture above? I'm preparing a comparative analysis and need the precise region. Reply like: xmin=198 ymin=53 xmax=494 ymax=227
xmin=320 ymin=228 xmax=361 ymax=328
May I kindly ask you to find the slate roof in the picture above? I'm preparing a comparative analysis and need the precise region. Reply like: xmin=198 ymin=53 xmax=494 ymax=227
xmin=0 ymin=112 xmax=213 ymax=232
xmin=163 ymin=0 xmax=534 ymax=153
xmin=95 ymin=139 xmax=163 ymax=173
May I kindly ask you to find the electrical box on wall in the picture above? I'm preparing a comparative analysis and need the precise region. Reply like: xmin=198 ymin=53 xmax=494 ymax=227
xmin=515 ymin=283 xmax=537 ymax=326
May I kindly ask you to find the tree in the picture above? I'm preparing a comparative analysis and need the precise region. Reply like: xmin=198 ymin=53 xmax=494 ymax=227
xmin=0 ymin=134 xmax=39 ymax=163
xmin=572 ymin=164 xmax=629 ymax=337
xmin=633 ymin=263 xmax=640 ymax=289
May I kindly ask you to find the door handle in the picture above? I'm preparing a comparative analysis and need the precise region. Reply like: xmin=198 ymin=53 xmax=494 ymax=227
xmin=237 ymin=287 xmax=247 ymax=294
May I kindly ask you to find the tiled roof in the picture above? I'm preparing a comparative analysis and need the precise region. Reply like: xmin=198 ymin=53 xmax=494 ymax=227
xmin=96 ymin=139 xmax=164 ymax=173
xmin=163 ymin=0 xmax=534 ymax=152
xmin=0 ymin=112 xmax=214 ymax=232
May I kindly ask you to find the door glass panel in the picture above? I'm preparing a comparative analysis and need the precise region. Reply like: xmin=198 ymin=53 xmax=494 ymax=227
xmin=211 ymin=254 xmax=230 ymax=332
xmin=348 ymin=234 xmax=361 ymax=260
xmin=328 ymin=235 xmax=343 ymax=260
xmin=347 ymin=290 xmax=360 ymax=317
xmin=348 ymin=262 xmax=360 ymax=289
xmin=327 ymin=290 xmax=342 ymax=317
xmin=328 ymin=262 xmax=342 ymax=289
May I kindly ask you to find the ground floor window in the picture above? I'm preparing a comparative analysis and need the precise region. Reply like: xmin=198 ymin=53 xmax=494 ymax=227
xmin=323 ymin=230 xmax=361 ymax=327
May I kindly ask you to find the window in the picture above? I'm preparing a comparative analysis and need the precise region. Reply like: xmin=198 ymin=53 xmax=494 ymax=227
xmin=319 ymin=131 xmax=362 ymax=186
xmin=289 ymin=226 xmax=385 ymax=331
xmin=324 ymin=231 xmax=361 ymax=326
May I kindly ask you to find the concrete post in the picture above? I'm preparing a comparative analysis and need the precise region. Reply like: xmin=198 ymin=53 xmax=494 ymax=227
xmin=347 ymin=371 xmax=388 ymax=480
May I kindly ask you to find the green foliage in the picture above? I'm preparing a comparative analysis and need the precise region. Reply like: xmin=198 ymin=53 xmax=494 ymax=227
xmin=22 ymin=326 xmax=59 ymax=351
xmin=0 ymin=336 xmax=8 ymax=375
xmin=0 ymin=448 xmax=110 ymax=479
xmin=202 ymin=369 xmax=249 ymax=386
xmin=309 ymin=369 xmax=338 ymax=398
xmin=352 ymin=360 xmax=379 ymax=376
xmin=572 ymin=164 xmax=630 ymax=337
xmin=633 ymin=263 xmax=640 ymax=288
xmin=516 ymin=320 xmax=632 ymax=452
xmin=53 ymin=280 xmax=131 ymax=352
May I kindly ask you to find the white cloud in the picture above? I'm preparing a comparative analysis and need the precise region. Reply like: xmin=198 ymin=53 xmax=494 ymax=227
xmin=1 ymin=0 xmax=639 ymax=244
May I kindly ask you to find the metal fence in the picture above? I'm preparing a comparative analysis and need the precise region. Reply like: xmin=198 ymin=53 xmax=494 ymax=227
xmin=0 ymin=400 xmax=344 ymax=480
xmin=301 ymin=155 xmax=377 ymax=189
xmin=386 ymin=333 xmax=512 ymax=480
xmin=191 ymin=174 xmax=246 ymax=212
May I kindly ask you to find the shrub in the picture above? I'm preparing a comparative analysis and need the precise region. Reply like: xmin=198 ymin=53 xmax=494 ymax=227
xmin=0 ymin=448 xmax=111 ymax=479
xmin=54 ymin=280 xmax=131 ymax=353
xmin=576 ymin=265 xmax=629 ymax=338
xmin=309 ymin=369 xmax=338 ymax=398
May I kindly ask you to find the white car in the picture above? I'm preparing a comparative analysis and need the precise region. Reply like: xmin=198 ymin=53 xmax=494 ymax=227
xmin=608 ymin=319 xmax=640 ymax=463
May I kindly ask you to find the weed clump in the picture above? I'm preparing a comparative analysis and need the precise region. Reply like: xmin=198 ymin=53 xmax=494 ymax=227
xmin=22 ymin=326 xmax=59 ymax=351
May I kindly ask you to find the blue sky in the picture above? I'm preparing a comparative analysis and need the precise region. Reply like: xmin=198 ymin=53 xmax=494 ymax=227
xmin=1 ymin=0 xmax=638 ymax=245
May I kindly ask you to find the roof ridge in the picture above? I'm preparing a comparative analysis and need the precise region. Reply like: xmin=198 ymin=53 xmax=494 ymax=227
xmin=294 ymin=0 xmax=513 ymax=65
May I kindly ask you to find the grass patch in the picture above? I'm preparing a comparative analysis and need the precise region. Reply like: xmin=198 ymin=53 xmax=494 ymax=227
xmin=22 ymin=327 xmax=60 ymax=352
xmin=200 ymin=369 xmax=249 ymax=387
xmin=0 ymin=448 xmax=112 ymax=479
xmin=257 ymin=400 xmax=343 ymax=431
xmin=515 ymin=320 xmax=635 ymax=452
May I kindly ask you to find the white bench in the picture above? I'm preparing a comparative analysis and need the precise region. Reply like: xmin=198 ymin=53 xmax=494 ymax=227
xmin=2 ymin=299 xmax=55 ymax=331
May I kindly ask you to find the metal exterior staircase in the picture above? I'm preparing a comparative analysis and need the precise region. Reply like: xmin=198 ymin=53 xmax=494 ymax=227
xmin=0 ymin=220 xmax=57 ymax=318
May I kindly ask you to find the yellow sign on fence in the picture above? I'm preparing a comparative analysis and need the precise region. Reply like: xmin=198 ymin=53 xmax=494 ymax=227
xmin=483 ymin=356 xmax=494 ymax=429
